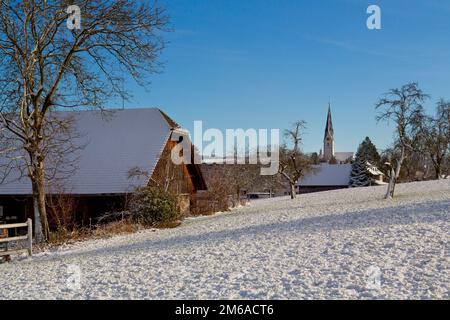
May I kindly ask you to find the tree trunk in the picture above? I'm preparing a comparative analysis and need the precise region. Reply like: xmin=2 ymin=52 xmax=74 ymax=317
xmin=32 ymin=182 xmax=44 ymax=242
xmin=290 ymin=183 xmax=296 ymax=199
xmin=385 ymin=171 xmax=396 ymax=199
xmin=435 ymin=166 xmax=442 ymax=180
xmin=33 ymin=163 xmax=50 ymax=241
xmin=385 ymin=152 xmax=404 ymax=199
xmin=236 ymin=189 xmax=241 ymax=207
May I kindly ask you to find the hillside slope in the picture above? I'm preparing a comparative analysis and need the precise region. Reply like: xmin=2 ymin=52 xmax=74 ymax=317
xmin=0 ymin=180 xmax=449 ymax=299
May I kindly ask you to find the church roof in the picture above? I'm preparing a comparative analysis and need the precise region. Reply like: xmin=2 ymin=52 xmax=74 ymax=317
xmin=324 ymin=105 xmax=334 ymax=140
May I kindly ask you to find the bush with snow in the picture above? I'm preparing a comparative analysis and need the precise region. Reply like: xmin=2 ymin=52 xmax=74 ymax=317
xmin=129 ymin=187 xmax=178 ymax=226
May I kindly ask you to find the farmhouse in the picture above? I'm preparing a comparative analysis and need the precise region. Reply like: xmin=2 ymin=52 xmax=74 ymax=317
xmin=0 ymin=108 xmax=206 ymax=226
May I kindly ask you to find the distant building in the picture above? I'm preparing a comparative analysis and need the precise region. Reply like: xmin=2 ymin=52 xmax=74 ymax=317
xmin=322 ymin=106 xmax=335 ymax=162
xmin=297 ymin=164 xmax=352 ymax=193
xmin=296 ymin=105 xmax=356 ymax=194
xmin=366 ymin=161 xmax=386 ymax=185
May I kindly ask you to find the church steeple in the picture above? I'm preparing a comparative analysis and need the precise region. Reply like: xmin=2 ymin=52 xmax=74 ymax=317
xmin=323 ymin=104 xmax=335 ymax=162
xmin=324 ymin=104 xmax=334 ymax=140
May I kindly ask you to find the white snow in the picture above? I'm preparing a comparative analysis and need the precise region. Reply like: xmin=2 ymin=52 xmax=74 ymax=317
xmin=0 ymin=180 xmax=449 ymax=299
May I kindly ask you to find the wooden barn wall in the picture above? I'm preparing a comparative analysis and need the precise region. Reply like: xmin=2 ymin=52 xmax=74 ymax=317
xmin=149 ymin=140 xmax=196 ymax=195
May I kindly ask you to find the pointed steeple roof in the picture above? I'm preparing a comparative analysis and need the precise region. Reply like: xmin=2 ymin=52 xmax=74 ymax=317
xmin=324 ymin=104 xmax=334 ymax=140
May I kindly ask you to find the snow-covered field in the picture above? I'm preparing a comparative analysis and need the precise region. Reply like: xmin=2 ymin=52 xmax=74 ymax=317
xmin=0 ymin=180 xmax=449 ymax=299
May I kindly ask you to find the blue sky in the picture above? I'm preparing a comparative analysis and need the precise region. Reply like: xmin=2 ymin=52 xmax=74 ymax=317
xmin=115 ymin=0 xmax=450 ymax=154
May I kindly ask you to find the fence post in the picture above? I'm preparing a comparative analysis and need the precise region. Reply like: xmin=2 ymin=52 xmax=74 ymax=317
xmin=27 ymin=218 xmax=33 ymax=256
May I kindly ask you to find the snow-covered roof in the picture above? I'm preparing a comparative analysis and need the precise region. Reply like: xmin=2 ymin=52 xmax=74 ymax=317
xmin=298 ymin=164 xmax=351 ymax=187
xmin=366 ymin=161 xmax=384 ymax=176
xmin=0 ymin=108 xmax=177 ymax=195
xmin=335 ymin=152 xmax=354 ymax=163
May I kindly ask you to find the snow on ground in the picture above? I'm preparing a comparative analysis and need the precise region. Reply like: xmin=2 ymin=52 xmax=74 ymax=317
xmin=0 ymin=180 xmax=449 ymax=299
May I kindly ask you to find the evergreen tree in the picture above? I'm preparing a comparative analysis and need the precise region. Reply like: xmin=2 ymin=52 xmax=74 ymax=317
xmin=349 ymin=137 xmax=381 ymax=187
xmin=359 ymin=137 xmax=381 ymax=166
xmin=349 ymin=153 xmax=371 ymax=187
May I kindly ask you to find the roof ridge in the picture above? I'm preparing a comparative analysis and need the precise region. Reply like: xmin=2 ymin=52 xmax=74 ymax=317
xmin=157 ymin=109 xmax=181 ymax=129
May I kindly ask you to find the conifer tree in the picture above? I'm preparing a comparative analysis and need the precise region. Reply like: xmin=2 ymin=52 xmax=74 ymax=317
xmin=359 ymin=137 xmax=381 ymax=167
xmin=349 ymin=137 xmax=381 ymax=187
xmin=349 ymin=152 xmax=371 ymax=187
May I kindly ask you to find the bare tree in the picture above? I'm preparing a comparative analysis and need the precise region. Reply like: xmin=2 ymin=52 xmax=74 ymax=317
xmin=0 ymin=112 xmax=83 ymax=239
xmin=376 ymin=83 xmax=428 ymax=199
xmin=0 ymin=0 xmax=168 ymax=241
xmin=381 ymin=144 xmax=428 ymax=182
xmin=417 ymin=99 xmax=450 ymax=180
xmin=278 ymin=121 xmax=312 ymax=199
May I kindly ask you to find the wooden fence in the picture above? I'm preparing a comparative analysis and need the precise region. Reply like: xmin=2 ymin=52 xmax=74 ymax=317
xmin=0 ymin=219 xmax=33 ymax=259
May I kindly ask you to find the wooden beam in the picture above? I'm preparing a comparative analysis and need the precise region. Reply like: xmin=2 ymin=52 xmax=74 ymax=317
xmin=0 ymin=235 xmax=28 ymax=243
xmin=0 ymin=249 xmax=28 ymax=257
xmin=0 ymin=222 xmax=28 ymax=229
xmin=27 ymin=219 xmax=32 ymax=256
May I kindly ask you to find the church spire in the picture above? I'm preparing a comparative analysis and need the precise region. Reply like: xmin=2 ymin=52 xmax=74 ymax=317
xmin=323 ymin=103 xmax=335 ymax=162
xmin=324 ymin=103 xmax=334 ymax=141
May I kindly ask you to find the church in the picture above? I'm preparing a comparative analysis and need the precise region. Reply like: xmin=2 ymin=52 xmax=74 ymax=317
xmin=319 ymin=105 xmax=354 ymax=164
xmin=297 ymin=105 xmax=355 ymax=193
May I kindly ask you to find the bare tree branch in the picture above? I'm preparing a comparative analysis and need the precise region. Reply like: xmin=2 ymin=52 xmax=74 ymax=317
xmin=0 ymin=0 xmax=169 ymax=241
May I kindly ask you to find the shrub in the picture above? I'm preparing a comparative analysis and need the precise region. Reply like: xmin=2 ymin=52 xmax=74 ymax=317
xmin=129 ymin=187 xmax=178 ymax=226
xmin=47 ymin=219 xmax=142 ymax=246
xmin=92 ymin=219 xmax=141 ymax=237
xmin=47 ymin=192 xmax=78 ymax=231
